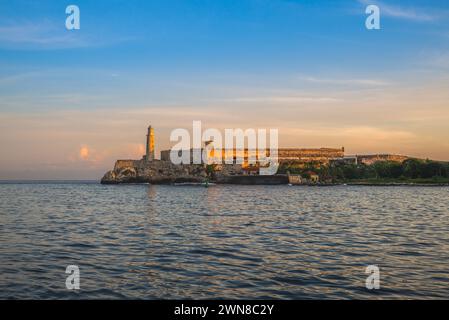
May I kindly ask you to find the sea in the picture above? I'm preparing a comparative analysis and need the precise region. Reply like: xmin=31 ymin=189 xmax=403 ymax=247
xmin=0 ymin=181 xmax=448 ymax=299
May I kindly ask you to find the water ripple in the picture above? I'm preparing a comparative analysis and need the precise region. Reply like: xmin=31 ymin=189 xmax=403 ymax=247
xmin=1 ymin=183 xmax=449 ymax=299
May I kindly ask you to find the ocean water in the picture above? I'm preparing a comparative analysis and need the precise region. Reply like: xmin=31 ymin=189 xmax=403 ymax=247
xmin=0 ymin=181 xmax=448 ymax=299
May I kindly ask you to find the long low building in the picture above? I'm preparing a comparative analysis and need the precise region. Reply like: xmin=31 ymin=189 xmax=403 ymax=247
xmin=160 ymin=147 xmax=345 ymax=166
xmin=277 ymin=147 xmax=345 ymax=163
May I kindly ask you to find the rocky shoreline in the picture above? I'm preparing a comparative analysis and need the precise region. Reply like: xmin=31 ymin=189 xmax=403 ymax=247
xmin=101 ymin=159 xmax=290 ymax=185
xmin=101 ymin=159 xmax=208 ymax=184
xmin=100 ymin=160 xmax=449 ymax=186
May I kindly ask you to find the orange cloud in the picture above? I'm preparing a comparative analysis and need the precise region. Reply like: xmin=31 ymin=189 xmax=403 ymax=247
xmin=79 ymin=145 xmax=89 ymax=160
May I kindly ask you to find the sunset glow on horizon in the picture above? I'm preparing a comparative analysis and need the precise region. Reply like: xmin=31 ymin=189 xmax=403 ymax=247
xmin=1 ymin=0 xmax=449 ymax=179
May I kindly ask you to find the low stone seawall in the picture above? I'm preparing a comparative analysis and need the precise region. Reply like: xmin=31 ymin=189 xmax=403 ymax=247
xmin=214 ymin=175 xmax=288 ymax=185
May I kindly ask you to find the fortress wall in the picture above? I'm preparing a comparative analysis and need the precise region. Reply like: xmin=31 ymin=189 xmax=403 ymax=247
xmin=114 ymin=160 xmax=142 ymax=171
xmin=357 ymin=154 xmax=409 ymax=165
xmin=161 ymin=150 xmax=170 ymax=161
xmin=278 ymin=148 xmax=344 ymax=159
xmin=160 ymin=148 xmax=345 ymax=163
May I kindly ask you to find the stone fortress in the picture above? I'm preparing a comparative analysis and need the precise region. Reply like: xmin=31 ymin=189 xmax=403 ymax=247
xmin=101 ymin=125 xmax=409 ymax=184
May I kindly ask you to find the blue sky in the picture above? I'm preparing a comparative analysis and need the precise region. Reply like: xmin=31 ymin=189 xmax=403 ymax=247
xmin=1 ymin=0 xmax=449 ymax=179
xmin=1 ymin=0 xmax=447 ymax=102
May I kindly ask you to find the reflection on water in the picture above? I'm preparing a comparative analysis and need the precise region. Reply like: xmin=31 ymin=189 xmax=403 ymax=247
xmin=1 ymin=182 xmax=449 ymax=299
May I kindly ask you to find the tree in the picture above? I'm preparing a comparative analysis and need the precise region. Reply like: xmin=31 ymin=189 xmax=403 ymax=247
xmin=419 ymin=160 xmax=443 ymax=178
xmin=388 ymin=162 xmax=403 ymax=178
xmin=403 ymin=159 xmax=420 ymax=179
xmin=341 ymin=164 xmax=360 ymax=180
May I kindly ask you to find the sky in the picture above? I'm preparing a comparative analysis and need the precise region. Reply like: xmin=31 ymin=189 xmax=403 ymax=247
xmin=0 ymin=0 xmax=449 ymax=179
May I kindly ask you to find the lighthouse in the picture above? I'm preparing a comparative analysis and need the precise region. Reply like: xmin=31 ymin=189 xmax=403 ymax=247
xmin=145 ymin=125 xmax=155 ymax=161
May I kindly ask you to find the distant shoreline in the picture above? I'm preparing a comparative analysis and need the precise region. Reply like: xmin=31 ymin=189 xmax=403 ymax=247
xmin=340 ymin=182 xmax=449 ymax=187
xmin=2 ymin=179 xmax=448 ymax=187
xmin=0 ymin=180 xmax=99 ymax=184
xmin=289 ymin=182 xmax=449 ymax=187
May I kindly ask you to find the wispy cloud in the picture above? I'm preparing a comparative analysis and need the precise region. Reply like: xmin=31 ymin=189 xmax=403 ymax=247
xmin=0 ymin=20 xmax=133 ymax=50
xmin=0 ymin=71 xmax=43 ymax=85
xmin=223 ymin=95 xmax=341 ymax=104
xmin=301 ymin=76 xmax=390 ymax=86
xmin=0 ymin=21 xmax=90 ymax=49
xmin=358 ymin=0 xmax=438 ymax=22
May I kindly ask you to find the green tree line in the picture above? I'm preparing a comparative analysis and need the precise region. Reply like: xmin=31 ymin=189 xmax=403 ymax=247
xmin=279 ymin=159 xmax=449 ymax=182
